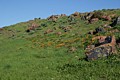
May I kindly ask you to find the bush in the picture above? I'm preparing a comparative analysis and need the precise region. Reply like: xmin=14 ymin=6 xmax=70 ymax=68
xmin=92 ymin=11 xmax=104 ymax=19
xmin=114 ymin=25 xmax=120 ymax=31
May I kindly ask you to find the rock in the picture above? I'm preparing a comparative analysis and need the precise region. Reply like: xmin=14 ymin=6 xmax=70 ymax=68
xmin=72 ymin=12 xmax=80 ymax=17
xmin=88 ymin=30 xmax=95 ymax=35
xmin=101 ymin=16 xmax=111 ymax=21
xmin=116 ymin=16 xmax=120 ymax=25
xmin=61 ymin=26 xmax=72 ymax=32
xmin=26 ymin=23 xmax=39 ymax=32
xmin=85 ymin=36 xmax=117 ymax=60
xmin=68 ymin=16 xmax=75 ymax=22
xmin=92 ymin=36 xmax=116 ymax=47
xmin=110 ymin=16 xmax=120 ymax=26
xmin=88 ymin=27 xmax=105 ymax=35
xmin=47 ymin=15 xmax=60 ymax=21
xmin=86 ymin=46 xmax=112 ymax=60
xmin=95 ymin=27 xmax=105 ymax=33
xmin=85 ymin=12 xmax=94 ymax=20
xmin=44 ymin=29 xmax=53 ymax=34
xmin=55 ymin=32 xmax=62 ymax=35
xmin=103 ymin=24 xmax=112 ymax=28
xmin=89 ymin=18 xmax=99 ymax=23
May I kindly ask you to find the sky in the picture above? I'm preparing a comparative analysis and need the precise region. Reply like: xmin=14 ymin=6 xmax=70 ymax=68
xmin=0 ymin=0 xmax=120 ymax=28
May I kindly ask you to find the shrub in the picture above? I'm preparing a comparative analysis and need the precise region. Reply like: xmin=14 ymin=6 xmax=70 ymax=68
xmin=92 ymin=11 xmax=104 ymax=19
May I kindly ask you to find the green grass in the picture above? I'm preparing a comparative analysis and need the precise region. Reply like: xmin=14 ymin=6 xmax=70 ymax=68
xmin=0 ymin=9 xmax=120 ymax=80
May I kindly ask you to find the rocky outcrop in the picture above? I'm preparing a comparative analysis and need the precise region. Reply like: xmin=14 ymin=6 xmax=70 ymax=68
xmin=47 ymin=15 xmax=60 ymax=21
xmin=86 ymin=46 xmax=112 ymax=60
xmin=85 ymin=12 xmax=94 ymax=20
xmin=85 ymin=36 xmax=117 ymax=60
xmin=72 ymin=12 xmax=80 ymax=17
xmin=47 ymin=14 xmax=66 ymax=21
xmin=26 ymin=23 xmax=39 ymax=32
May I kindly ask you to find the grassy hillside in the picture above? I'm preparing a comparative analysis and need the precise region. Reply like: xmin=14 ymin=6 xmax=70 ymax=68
xmin=0 ymin=9 xmax=120 ymax=80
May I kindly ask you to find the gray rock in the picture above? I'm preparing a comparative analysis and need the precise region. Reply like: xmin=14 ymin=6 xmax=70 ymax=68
xmin=86 ymin=46 xmax=112 ymax=60
xmin=116 ymin=16 xmax=120 ymax=25
xmin=111 ymin=16 xmax=120 ymax=26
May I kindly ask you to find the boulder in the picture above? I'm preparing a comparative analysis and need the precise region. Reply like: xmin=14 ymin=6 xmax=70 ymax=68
xmin=95 ymin=27 xmax=105 ymax=33
xmin=72 ymin=12 xmax=80 ymax=17
xmin=101 ymin=16 xmax=111 ymax=21
xmin=116 ymin=16 xmax=120 ymax=25
xmin=86 ymin=46 xmax=112 ymax=60
xmin=85 ymin=36 xmax=117 ymax=60
xmin=44 ymin=29 xmax=53 ymax=34
xmin=110 ymin=16 xmax=120 ymax=26
xmin=89 ymin=18 xmax=99 ymax=23
xmin=55 ymin=32 xmax=62 ymax=35
xmin=26 ymin=23 xmax=39 ymax=32
xmin=85 ymin=12 xmax=94 ymax=20
xmin=47 ymin=15 xmax=60 ymax=21
xmin=88 ymin=27 xmax=105 ymax=35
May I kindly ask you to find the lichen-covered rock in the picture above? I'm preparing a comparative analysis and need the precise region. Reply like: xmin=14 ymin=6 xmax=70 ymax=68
xmin=85 ymin=36 xmax=117 ymax=60
xmin=86 ymin=46 xmax=112 ymax=60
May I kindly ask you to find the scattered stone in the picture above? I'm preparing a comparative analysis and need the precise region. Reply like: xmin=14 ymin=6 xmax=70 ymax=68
xmin=89 ymin=18 xmax=99 ymax=23
xmin=63 ymin=26 xmax=72 ymax=32
xmin=88 ymin=27 xmax=105 ymax=35
xmin=44 ymin=29 xmax=53 ymax=34
xmin=95 ymin=27 xmax=105 ymax=33
xmin=55 ymin=32 xmax=62 ymax=35
xmin=47 ymin=15 xmax=61 ymax=21
xmin=103 ymin=24 xmax=112 ymax=28
xmin=85 ymin=12 xmax=94 ymax=20
xmin=101 ymin=16 xmax=111 ymax=21
xmin=26 ymin=23 xmax=39 ymax=32
xmin=72 ymin=12 xmax=80 ymax=17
